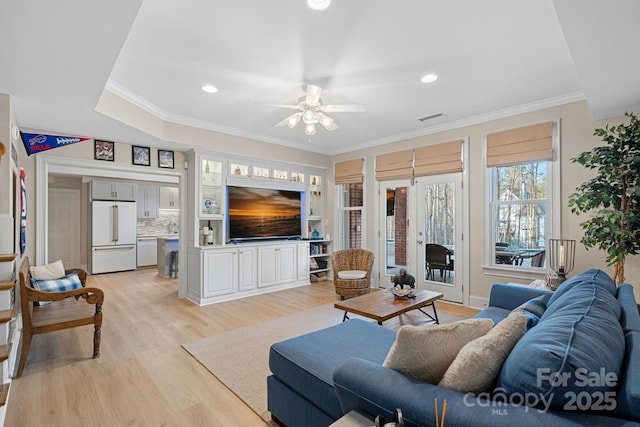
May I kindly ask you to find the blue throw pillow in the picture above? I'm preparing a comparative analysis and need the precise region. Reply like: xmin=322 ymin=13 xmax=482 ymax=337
xmin=31 ymin=272 xmax=83 ymax=304
xmin=513 ymin=294 xmax=550 ymax=330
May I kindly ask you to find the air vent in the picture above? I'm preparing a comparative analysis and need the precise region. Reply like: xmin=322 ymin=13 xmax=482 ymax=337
xmin=418 ymin=112 xmax=445 ymax=122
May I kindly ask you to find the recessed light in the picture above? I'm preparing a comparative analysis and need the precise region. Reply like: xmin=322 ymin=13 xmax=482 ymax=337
xmin=420 ymin=74 xmax=438 ymax=84
xmin=201 ymin=84 xmax=218 ymax=93
xmin=307 ymin=0 xmax=330 ymax=11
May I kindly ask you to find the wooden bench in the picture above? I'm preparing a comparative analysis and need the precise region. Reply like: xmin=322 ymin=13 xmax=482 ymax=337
xmin=17 ymin=257 xmax=104 ymax=377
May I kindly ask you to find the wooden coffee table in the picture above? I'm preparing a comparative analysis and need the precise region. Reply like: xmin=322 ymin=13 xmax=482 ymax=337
xmin=334 ymin=288 xmax=444 ymax=325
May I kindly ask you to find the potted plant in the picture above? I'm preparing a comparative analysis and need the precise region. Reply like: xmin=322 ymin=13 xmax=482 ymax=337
xmin=568 ymin=112 xmax=640 ymax=284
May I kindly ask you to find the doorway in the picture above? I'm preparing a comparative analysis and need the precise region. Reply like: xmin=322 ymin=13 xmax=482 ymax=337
xmin=379 ymin=174 xmax=465 ymax=303
xmin=48 ymin=188 xmax=81 ymax=267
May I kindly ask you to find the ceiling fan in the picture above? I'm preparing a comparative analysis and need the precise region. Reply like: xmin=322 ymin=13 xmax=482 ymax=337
xmin=269 ymin=84 xmax=365 ymax=137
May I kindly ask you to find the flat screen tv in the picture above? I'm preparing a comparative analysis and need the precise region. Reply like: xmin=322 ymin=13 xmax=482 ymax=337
xmin=227 ymin=185 xmax=303 ymax=242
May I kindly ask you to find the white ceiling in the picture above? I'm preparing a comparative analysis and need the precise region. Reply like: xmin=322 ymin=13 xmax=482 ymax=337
xmin=2 ymin=0 xmax=640 ymax=155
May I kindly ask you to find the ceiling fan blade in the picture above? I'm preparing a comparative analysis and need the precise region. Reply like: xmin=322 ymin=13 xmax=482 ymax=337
xmin=275 ymin=112 xmax=302 ymax=128
xmin=322 ymin=104 xmax=367 ymax=113
xmin=254 ymin=102 xmax=301 ymax=110
xmin=316 ymin=112 xmax=339 ymax=131
xmin=306 ymin=84 xmax=322 ymax=105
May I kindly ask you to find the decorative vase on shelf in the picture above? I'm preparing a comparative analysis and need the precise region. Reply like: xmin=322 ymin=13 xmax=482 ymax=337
xmin=311 ymin=228 xmax=320 ymax=239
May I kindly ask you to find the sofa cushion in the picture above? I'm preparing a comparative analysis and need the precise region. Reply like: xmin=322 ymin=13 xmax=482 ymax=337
xmin=618 ymin=284 xmax=640 ymax=333
xmin=514 ymin=293 xmax=551 ymax=329
xmin=269 ymin=318 xmax=395 ymax=420
xmin=471 ymin=306 xmax=510 ymax=325
xmin=610 ymin=331 xmax=640 ymax=421
xmin=439 ymin=311 xmax=526 ymax=393
xmin=497 ymin=269 xmax=625 ymax=410
xmin=383 ymin=318 xmax=493 ymax=384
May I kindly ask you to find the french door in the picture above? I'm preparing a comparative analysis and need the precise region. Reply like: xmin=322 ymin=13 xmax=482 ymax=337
xmin=416 ymin=174 xmax=463 ymax=302
xmin=379 ymin=174 xmax=464 ymax=303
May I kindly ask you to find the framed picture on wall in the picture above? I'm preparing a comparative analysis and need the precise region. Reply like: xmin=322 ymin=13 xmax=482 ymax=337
xmin=94 ymin=140 xmax=114 ymax=161
xmin=132 ymin=145 xmax=151 ymax=166
xmin=158 ymin=149 xmax=174 ymax=169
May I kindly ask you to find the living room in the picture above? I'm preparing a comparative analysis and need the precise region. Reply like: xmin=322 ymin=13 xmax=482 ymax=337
xmin=1 ymin=1 xmax=640 ymax=426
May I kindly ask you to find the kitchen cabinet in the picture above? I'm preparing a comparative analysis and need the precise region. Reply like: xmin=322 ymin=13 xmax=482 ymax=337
xmin=91 ymin=180 xmax=136 ymax=201
xmin=137 ymin=185 xmax=159 ymax=218
xmin=258 ymin=244 xmax=296 ymax=288
xmin=159 ymin=187 xmax=179 ymax=209
xmin=157 ymin=236 xmax=179 ymax=278
xmin=137 ymin=236 xmax=157 ymax=267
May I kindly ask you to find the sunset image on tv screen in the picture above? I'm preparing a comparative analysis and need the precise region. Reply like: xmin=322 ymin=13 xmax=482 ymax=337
xmin=227 ymin=186 xmax=302 ymax=240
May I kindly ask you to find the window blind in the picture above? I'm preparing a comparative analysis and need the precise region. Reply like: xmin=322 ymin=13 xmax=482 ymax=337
xmin=414 ymin=139 xmax=463 ymax=177
xmin=334 ymin=158 xmax=363 ymax=184
xmin=486 ymin=122 xmax=553 ymax=167
xmin=375 ymin=149 xmax=414 ymax=180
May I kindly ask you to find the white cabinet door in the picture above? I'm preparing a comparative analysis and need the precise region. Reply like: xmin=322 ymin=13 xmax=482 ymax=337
xmin=297 ymin=242 xmax=310 ymax=281
xmin=278 ymin=245 xmax=296 ymax=284
xmin=203 ymin=249 xmax=237 ymax=297
xmin=137 ymin=186 xmax=159 ymax=218
xmin=159 ymin=187 xmax=179 ymax=209
xmin=91 ymin=181 xmax=114 ymax=200
xmin=113 ymin=182 xmax=136 ymax=201
xmin=92 ymin=181 xmax=136 ymax=201
xmin=258 ymin=247 xmax=278 ymax=287
xmin=238 ymin=247 xmax=257 ymax=291
xmin=258 ymin=244 xmax=296 ymax=288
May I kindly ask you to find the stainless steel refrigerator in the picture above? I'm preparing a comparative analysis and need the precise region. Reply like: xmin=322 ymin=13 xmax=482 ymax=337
xmin=90 ymin=200 xmax=137 ymax=274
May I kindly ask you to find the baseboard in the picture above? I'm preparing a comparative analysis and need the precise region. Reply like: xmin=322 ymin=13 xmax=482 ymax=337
xmin=469 ymin=295 xmax=489 ymax=310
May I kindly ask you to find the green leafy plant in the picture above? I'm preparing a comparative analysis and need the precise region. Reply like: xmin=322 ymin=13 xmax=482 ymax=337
xmin=568 ymin=112 xmax=640 ymax=284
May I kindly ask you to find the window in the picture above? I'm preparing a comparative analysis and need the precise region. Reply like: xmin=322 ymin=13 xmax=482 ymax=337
xmin=485 ymin=121 xmax=558 ymax=270
xmin=491 ymin=162 xmax=549 ymax=267
xmin=338 ymin=183 xmax=363 ymax=249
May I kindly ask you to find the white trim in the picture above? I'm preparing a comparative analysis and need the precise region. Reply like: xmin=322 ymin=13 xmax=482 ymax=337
xmin=35 ymin=155 xmax=187 ymax=298
xmin=481 ymin=119 xmax=561 ymax=272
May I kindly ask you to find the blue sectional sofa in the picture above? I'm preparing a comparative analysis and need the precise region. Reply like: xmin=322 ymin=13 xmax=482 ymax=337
xmin=267 ymin=269 xmax=640 ymax=426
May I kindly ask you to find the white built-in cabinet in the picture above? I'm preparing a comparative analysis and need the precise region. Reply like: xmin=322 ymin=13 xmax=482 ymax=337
xmin=136 ymin=185 xmax=159 ymax=218
xmin=91 ymin=180 xmax=136 ymax=201
xmin=238 ymin=247 xmax=258 ymax=291
xmin=184 ymin=149 xmax=327 ymax=306
xmin=202 ymin=248 xmax=237 ymax=297
xmin=258 ymin=244 xmax=296 ymax=288
xmin=159 ymin=187 xmax=179 ymax=209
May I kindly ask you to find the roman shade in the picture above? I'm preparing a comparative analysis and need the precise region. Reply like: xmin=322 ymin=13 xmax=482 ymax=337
xmin=486 ymin=122 xmax=553 ymax=167
xmin=335 ymin=158 xmax=363 ymax=184
xmin=414 ymin=139 xmax=463 ymax=177
xmin=375 ymin=149 xmax=413 ymax=180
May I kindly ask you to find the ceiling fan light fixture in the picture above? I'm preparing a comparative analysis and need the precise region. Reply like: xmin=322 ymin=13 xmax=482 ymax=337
xmin=287 ymin=113 xmax=302 ymax=128
xmin=201 ymin=84 xmax=218 ymax=93
xmin=318 ymin=113 xmax=334 ymax=129
xmin=302 ymin=109 xmax=316 ymax=125
xmin=305 ymin=123 xmax=316 ymax=136
xmin=307 ymin=0 xmax=330 ymax=11
xmin=420 ymin=74 xmax=438 ymax=84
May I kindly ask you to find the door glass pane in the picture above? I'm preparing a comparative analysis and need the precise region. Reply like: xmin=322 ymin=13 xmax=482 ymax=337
xmin=385 ymin=187 xmax=409 ymax=275
xmin=423 ymin=182 xmax=455 ymax=283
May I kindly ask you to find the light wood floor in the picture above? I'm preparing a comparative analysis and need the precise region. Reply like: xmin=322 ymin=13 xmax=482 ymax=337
xmin=6 ymin=269 xmax=478 ymax=426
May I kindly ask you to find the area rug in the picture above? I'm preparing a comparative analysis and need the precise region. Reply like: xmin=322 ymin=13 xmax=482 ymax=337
xmin=182 ymin=302 xmax=468 ymax=424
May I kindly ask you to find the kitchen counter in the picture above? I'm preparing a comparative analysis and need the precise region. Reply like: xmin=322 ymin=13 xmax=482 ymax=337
xmin=157 ymin=236 xmax=179 ymax=277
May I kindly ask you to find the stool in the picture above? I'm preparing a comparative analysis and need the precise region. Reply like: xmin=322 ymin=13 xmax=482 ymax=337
xmin=170 ymin=250 xmax=179 ymax=278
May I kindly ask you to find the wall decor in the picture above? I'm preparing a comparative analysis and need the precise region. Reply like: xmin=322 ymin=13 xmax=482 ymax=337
xmin=158 ymin=149 xmax=174 ymax=169
xmin=132 ymin=145 xmax=151 ymax=166
xmin=94 ymin=140 xmax=115 ymax=161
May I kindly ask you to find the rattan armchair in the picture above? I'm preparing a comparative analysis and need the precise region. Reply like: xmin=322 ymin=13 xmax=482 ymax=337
xmin=330 ymin=249 xmax=374 ymax=300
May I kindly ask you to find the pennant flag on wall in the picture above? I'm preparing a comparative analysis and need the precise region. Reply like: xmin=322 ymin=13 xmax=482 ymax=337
xmin=20 ymin=132 xmax=91 ymax=155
